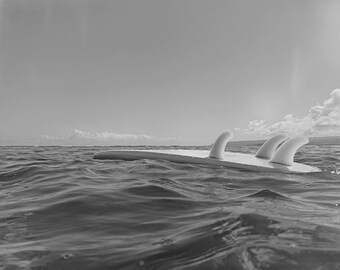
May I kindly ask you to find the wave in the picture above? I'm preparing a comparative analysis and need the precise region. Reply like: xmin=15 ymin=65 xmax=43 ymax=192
xmin=2 ymin=145 xmax=340 ymax=269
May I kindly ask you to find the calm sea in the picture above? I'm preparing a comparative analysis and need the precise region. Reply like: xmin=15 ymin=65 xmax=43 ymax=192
xmin=1 ymin=143 xmax=340 ymax=270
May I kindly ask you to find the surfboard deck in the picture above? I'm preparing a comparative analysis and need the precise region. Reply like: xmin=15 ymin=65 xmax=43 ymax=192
xmin=93 ymin=149 xmax=321 ymax=174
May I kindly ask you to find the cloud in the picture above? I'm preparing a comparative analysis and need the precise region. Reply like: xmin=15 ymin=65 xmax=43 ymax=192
xmin=244 ymin=89 xmax=340 ymax=137
xmin=40 ymin=129 xmax=180 ymax=145
xmin=69 ymin=129 xmax=154 ymax=141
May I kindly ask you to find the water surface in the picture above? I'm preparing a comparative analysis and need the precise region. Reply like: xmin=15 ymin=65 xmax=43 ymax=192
xmin=1 ymin=144 xmax=340 ymax=269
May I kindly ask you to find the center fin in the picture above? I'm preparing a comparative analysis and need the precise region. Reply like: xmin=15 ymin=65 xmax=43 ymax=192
xmin=255 ymin=134 xmax=288 ymax=159
xmin=209 ymin=131 xmax=233 ymax=160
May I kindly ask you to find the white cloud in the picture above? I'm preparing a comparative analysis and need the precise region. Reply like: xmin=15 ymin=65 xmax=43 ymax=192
xmin=244 ymin=119 xmax=267 ymax=134
xmin=40 ymin=129 xmax=180 ymax=145
xmin=69 ymin=129 xmax=154 ymax=141
xmin=245 ymin=89 xmax=340 ymax=137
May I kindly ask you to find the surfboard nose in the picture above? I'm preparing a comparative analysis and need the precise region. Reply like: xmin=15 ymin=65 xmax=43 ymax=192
xmin=209 ymin=131 xmax=233 ymax=160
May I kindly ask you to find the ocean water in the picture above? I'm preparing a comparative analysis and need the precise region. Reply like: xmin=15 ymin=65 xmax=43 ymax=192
xmin=1 ymin=143 xmax=340 ymax=270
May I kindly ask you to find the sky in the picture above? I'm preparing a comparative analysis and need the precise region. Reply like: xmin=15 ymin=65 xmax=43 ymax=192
xmin=0 ymin=0 xmax=340 ymax=145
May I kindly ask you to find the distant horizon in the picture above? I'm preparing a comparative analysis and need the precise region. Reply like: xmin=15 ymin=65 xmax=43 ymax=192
xmin=1 ymin=134 xmax=339 ymax=147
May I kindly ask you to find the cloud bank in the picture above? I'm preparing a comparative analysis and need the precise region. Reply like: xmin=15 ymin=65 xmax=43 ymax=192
xmin=245 ymin=89 xmax=340 ymax=137
xmin=40 ymin=129 xmax=179 ymax=145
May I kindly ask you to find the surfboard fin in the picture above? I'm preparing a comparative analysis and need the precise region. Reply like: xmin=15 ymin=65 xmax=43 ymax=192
xmin=209 ymin=131 xmax=233 ymax=160
xmin=255 ymin=134 xmax=288 ymax=159
xmin=269 ymin=135 xmax=309 ymax=166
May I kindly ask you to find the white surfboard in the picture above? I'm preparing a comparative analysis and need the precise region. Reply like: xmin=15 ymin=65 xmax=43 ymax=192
xmin=93 ymin=131 xmax=321 ymax=174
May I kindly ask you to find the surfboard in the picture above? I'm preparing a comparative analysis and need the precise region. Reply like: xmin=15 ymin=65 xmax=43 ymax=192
xmin=93 ymin=132 xmax=322 ymax=174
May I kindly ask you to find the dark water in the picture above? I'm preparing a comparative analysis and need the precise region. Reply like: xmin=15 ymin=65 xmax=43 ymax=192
xmin=1 ymin=144 xmax=340 ymax=270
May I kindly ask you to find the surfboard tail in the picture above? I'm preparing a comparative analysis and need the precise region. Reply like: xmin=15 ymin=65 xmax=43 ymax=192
xmin=255 ymin=134 xmax=288 ymax=159
xmin=269 ymin=135 xmax=309 ymax=166
xmin=209 ymin=131 xmax=233 ymax=160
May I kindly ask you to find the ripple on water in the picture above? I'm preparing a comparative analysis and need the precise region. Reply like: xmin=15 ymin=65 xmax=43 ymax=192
xmin=1 ymin=145 xmax=340 ymax=269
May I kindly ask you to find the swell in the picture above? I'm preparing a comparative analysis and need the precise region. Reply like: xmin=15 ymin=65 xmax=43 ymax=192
xmin=2 ymin=145 xmax=340 ymax=270
xmin=0 ymin=165 xmax=49 ymax=183
xmin=100 ymin=213 xmax=340 ymax=270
